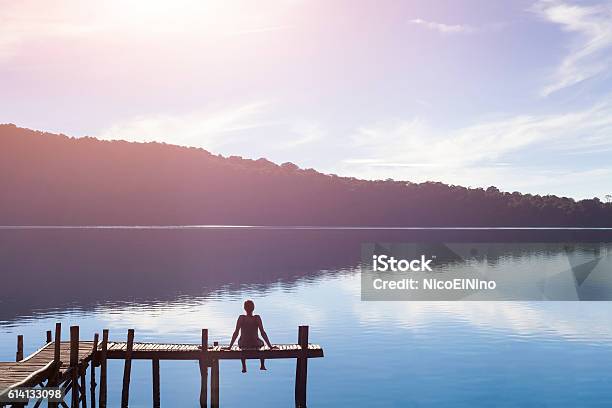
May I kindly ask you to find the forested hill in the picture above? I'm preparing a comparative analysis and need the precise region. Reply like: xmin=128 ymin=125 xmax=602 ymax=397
xmin=1 ymin=123 xmax=610 ymax=226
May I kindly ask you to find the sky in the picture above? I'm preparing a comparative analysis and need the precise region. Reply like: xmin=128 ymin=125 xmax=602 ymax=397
xmin=1 ymin=0 xmax=612 ymax=200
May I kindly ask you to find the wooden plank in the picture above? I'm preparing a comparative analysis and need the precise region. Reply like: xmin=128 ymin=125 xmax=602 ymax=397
xmin=0 ymin=360 xmax=56 ymax=397
xmin=104 ymin=346 xmax=323 ymax=361
xmin=121 ymin=329 xmax=135 ymax=408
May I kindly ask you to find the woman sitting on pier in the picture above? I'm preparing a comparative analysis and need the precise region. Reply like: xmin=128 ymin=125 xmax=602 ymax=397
xmin=227 ymin=299 xmax=276 ymax=372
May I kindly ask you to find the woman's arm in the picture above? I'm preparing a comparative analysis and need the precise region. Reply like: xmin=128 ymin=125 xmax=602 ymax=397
xmin=257 ymin=315 xmax=274 ymax=348
xmin=228 ymin=316 xmax=242 ymax=348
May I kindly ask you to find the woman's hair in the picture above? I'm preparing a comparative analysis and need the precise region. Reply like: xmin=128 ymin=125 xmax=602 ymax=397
xmin=243 ymin=299 xmax=255 ymax=313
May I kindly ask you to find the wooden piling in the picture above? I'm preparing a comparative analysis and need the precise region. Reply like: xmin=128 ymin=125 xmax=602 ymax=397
xmin=48 ymin=323 xmax=62 ymax=408
xmin=294 ymin=325 xmax=309 ymax=408
xmin=121 ymin=329 xmax=135 ymax=408
xmin=54 ymin=323 xmax=62 ymax=364
xmin=152 ymin=359 xmax=160 ymax=408
xmin=70 ymin=326 xmax=80 ymax=408
xmin=16 ymin=335 xmax=23 ymax=362
xmin=199 ymin=329 xmax=208 ymax=408
xmin=99 ymin=329 xmax=109 ymax=408
xmin=47 ymin=330 xmax=53 ymax=343
xmin=90 ymin=333 xmax=99 ymax=408
xmin=211 ymin=341 xmax=219 ymax=408
xmin=80 ymin=364 xmax=88 ymax=408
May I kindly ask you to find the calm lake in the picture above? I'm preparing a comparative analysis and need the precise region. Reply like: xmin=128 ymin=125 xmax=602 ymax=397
xmin=1 ymin=228 xmax=612 ymax=407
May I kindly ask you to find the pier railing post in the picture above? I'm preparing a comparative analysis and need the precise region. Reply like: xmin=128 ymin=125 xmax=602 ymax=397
xmin=47 ymin=330 xmax=53 ymax=343
xmin=70 ymin=325 xmax=80 ymax=408
xmin=211 ymin=341 xmax=219 ymax=408
xmin=16 ymin=335 xmax=23 ymax=362
xmin=294 ymin=325 xmax=309 ymax=408
xmin=54 ymin=323 xmax=62 ymax=364
xmin=199 ymin=329 xmax=208 ymax=408
xmin=152 ymin=358 xmax=160 ymax=408
xmin=49 ymin=323 xmax=62 ymax=408
xmin=99 ymin=329 xmax=109 ymax=408
xmin=90 ymin=333 xmax=99 ymax=408
xmin=121 ymin=329 xmax=135 ymax=408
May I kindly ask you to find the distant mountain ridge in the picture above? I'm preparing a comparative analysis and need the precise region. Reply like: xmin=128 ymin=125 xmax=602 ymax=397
xmin=1 ymin=123 xmax=610 ymax=226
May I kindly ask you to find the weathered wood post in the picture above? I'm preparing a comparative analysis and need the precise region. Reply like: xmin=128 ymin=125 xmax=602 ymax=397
xmin=70 ymin=326 xmax=80 ymax=408
xmin=16 ymin=335 xmax=23 ymax=361
xmin=99 ymin=329 xmax=109 ymax=408
xmin=90 ymin=333 xmax=99 ymax=408
xmin=54 ymin=323 xmax=62 ymax=364
xmin=80 ymin=369 xmax=88 ymax=408
xmin=121 ymin=329 xmax=135 ymax=408
xmin=199 ymin=329 xmax=208 ymax=408
xmin=47 ymin=330 xmax=53 ymax=343
xmin=294 ymin=325 xmax=309 ymax=408
xmin=48 ymin=322 xmax=62 ymax=408
xmin=211 ymin=341 xmax=219 ymax=408
xmin=152 ymin=358 xmax=160 ymax=408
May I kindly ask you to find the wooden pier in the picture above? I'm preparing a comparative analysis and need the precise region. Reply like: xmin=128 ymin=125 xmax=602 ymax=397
xmin=0 ymin=324 xmax=323 ymax=407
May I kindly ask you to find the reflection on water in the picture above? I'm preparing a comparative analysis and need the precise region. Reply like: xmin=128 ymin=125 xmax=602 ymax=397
xmin=1 ymin=229 xmax=612 ymax=407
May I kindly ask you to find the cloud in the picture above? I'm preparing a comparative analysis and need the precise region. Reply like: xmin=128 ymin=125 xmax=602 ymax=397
xmin=408 ymin=18 xmax=475 ymax=34
xmin=532 ymin=0 xmax=612 ymax=96
xmin=348 ymin=102 xmax=612 ymax=169
xmin=97 ymin=103 xmax=326 ymax=162
xmin=98 ymin=101 xmax=273 ymax=151
xmin=330 ymin=101 xmax=612 ymax=197
xmin=281 ymin=122 xmax=326 ymax=149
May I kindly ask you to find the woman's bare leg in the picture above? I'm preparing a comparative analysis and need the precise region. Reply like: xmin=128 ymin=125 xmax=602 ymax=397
xmin=260 ymin=358 xmax=266 ymax=370
xmin=241 ymin=358 xmax=247 ymax=373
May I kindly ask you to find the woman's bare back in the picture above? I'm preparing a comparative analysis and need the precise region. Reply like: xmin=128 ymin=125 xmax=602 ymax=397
xmin=238 ymin=315 xmax=264 ymax=348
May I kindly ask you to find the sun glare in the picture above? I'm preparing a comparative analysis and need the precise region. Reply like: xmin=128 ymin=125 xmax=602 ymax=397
xmin=105 ymin=0 xmax=273 ymax=36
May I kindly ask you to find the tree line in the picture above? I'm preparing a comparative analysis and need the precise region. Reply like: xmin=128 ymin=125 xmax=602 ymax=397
xmin=1 ymin=123 xmax=610 ymax=226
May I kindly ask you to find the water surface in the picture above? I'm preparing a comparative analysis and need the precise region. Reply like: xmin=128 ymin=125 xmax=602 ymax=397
xmin=1 ymin=229 xmax=611 ymax=407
